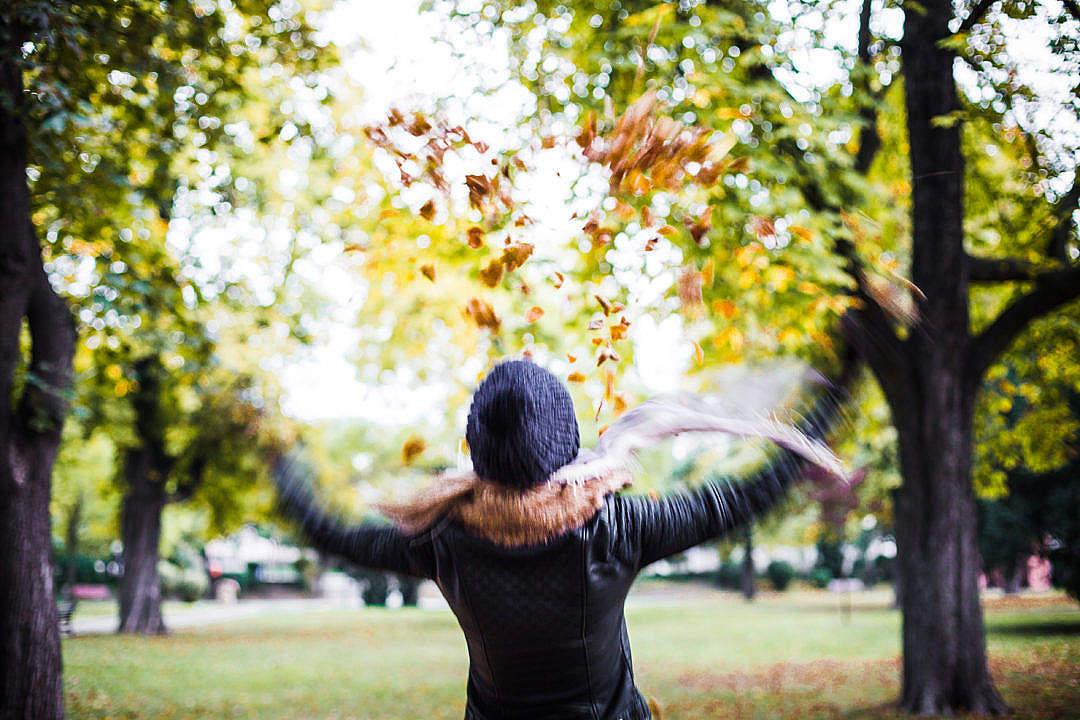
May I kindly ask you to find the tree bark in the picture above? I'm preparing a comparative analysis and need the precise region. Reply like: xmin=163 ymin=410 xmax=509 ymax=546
xmin=117 ymin=448 xmax=169 ymax=635
xmin=64 ymin=495 xmax=83 ymax=599
xmin=892 ymin=0 xmax=1008 ymax=712
xmin=0 ymin=41 xmax=73 ymax=720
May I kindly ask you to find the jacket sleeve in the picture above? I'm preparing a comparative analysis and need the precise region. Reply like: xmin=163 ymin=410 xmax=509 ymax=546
xmin=619 ymin=381 xmax=848 ymax=570
xmin=617 ymin=456 xmax=799 ymax=569
xmin=271 ymin=456 xmax=436 ymax=579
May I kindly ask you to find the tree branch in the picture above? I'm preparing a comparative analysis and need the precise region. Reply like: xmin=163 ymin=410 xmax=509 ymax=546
xmin=15 ymin=245 xmax=75 ymax=440
xmin=967 ymin=254 xmax=1043 ymax=283
xmin=1049 ymin=172 xmax=1079 ymax=262
xmin=1063 ymin=0 xmax=1080 ymax=22
xmin=958 ymin=0 xmax=996 ymax=33
xmin=968 ymin=264 xmax=1080 ymax=380
xmin=834 ymin=238 xmax=909 ymax=392
xmin=854 ymin=0 xmax=882 ymax=174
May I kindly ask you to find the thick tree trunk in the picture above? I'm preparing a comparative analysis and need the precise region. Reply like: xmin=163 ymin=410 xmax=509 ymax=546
xmin=893 ymin=0 xmax=1007 ymax=712
xmin=740 ymin=527 xmax=756 ymax=601
xmin=118 ymin=449 xmax=168 ymax=634
xmin=0 ymin=436 xmax=67 ymax=720
xmin=0 ymin=42 xmax=73 ymax=720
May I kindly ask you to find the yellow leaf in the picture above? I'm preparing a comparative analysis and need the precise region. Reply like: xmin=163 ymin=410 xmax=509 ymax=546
xmin=692 ymin=340 xmax=704 ymax=366
xmin=401 ymin=436 xmax=426 ymax=465
xmin=567 ymin=372 xmax=586 ymax=383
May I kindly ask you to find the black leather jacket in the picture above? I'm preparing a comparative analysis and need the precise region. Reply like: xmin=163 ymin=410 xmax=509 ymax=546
xmin=277 ymin=462 xmax=801 ymax=720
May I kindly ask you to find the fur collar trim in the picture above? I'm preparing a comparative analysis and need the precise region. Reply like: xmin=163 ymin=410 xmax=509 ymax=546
xmin=377 ymin=470 xmax=631 ymax=547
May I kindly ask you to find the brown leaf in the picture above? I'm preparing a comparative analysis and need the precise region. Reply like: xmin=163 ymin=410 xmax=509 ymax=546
xmin=500 ymin=242 xmax=534 ymax=272
xmin=467 ymin=226 xmax=485 ymax=249
xmin=553 ymin=271 xmax=565 ymax=289
xmin=465 ymin=298 xmax=501 ymax=332
xmin=420 ymin=263 xmax=436 ymax=282
xmin=479 ymin=260 xmax=504 ymax=288
xmin=419 ymin=200 xmax=436 ymax=221
xmin=595 ymin=295 xmax=613 ymax=316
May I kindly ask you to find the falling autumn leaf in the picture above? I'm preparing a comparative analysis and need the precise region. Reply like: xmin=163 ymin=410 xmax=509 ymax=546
xmin=500 ymin=242 xmax=534 ymax=272
xmin=553 ymin=271 xmax=565 ymax=289
xmin=479 ymin=260 xmax=504 ymax=288
xmin=465 ymin=298 xmax=501 ymax=332
xmin=402 ymin=436 xmax=427 ymax=465
xmin=419 ymin=200 xmax=436 ymax=220
xmin=677 ymin=265 xmax=704 ymax=312
xmin=595 ymin=295 xmax=614 ymax=315
xmin=466 ymin=226 xmax=485 ymax=248
xmin=567 ymin=353 xmax=577 ymax=363
xmin=596 ymin=347 xmax=621 ymax=366
xmin=420 ymin=263 xmax=436 ymax=282
xmin=525 ymin=306 xmax=544 ymax=323
xmin=567 ymin=372 xmax=586 ymax=383
xmin=692 ymin=340 xmax=705 ymax=366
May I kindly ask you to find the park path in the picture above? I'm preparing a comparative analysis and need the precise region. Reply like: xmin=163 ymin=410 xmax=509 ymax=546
xmin=70 ymin=598 xmax=355 ymax=635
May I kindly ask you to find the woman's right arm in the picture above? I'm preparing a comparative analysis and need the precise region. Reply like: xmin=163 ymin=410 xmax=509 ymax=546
xmin=272 ymin=456 xmax=436 ymax=579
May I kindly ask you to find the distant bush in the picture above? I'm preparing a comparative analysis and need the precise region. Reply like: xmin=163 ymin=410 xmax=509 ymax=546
xmin=158 ymin=561 xmax=208 ymax=602
xmin=766 ymin=560 xmax=795 ymax=592
xmin=809 ymin=567 xmax=833 ymax=589
xmin=715 ymin=560 xmax=741 ymax=590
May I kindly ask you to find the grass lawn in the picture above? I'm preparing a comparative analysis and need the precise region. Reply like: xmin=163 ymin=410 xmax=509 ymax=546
xmin=63 ymin=586 xmax=1080 ymax=719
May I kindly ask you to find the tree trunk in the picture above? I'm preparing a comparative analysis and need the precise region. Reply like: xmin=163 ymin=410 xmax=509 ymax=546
xmin=63 ymin=495 xmax=83 ymax=599
xmin=118 ymin=449 xmax=169 ymax=634
xmin=893 ymin=0 xmax=1007 ymax=712
xmin=0 ymin=41 xmax=74 ymax=720
xmin=740 ymin=527 xmax=756 ymax=601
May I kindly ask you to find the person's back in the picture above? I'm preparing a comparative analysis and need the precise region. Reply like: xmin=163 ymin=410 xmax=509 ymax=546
xmin=273 ymin=359 xmax=845 ymax=720
xmin=434 ymin=496 xmax=642 ymax=719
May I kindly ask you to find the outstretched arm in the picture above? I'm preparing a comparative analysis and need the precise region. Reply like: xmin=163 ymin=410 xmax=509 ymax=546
xmin=271 ymin=455 xmax=436 ymax=579
xmin=619 ymin=380 xmax=849 ymax=570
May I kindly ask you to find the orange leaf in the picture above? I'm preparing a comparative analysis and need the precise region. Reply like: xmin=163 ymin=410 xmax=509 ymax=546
xmin=420 ymin=263 xmax=436 ymax=282
xmin=692 ymin=340 xmax=705 ymax=366
xmin=479 ymin=260 xmax=504 ymax=288
xmin=553 ymin=271 xmax=565 ymax=289
xmin=467 ymin=226 xmax=485 ymax=249
xmin=525 ymin=306 xmax=544 ymax=323
xmin=465 ymin=298 xmax=501 ymax=332
xmin=500 ymin=242 xmax=534 ymax=272
xmin=567 ymin=372 xmax=586 ymax=383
